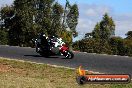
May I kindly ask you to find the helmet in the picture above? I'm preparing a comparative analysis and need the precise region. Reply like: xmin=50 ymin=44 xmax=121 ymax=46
xmin=43 ymin=34 xmax=46 ymax=37
xmin=52 ymin=36 xmax=55 ymax=38
xmin=40 ymin=33 xmax=46 ymax=37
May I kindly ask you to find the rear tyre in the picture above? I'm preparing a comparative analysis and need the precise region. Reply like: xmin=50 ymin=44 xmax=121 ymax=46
xmin=36 ymin=47 xmax=40 ymax=53
xmin=39 ymin=52 xmax=49 ymax=57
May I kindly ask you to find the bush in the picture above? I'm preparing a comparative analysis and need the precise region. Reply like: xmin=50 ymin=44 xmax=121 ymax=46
xmin=0 ymin=29 xmax=8 ymax=45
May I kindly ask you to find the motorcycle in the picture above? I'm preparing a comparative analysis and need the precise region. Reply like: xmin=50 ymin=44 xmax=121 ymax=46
xmin=32 ymin=36 xmax=74 ymax=59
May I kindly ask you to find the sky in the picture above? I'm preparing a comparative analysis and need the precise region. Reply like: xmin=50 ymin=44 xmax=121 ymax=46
xmin=0 ymin=0 xmax=132 ymax=41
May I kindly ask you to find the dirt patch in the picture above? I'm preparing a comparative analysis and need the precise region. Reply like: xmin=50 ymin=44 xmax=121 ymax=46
xmin=0 ymin=63 xmax=11 ymax=72
xmin=0 ymin=63 xmax=26 ymax=74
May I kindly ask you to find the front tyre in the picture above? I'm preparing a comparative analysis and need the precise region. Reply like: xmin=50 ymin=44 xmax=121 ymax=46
xmin=65 ymin=51 xmax=74 ymax=59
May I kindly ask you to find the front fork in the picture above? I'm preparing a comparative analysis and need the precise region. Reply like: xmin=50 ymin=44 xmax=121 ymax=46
xmin=59 ymin=49 xmax=68 ymax=56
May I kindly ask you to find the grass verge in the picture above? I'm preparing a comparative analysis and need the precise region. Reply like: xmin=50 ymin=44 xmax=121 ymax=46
xmin=0 ymin=57 xmax=132 ymax=88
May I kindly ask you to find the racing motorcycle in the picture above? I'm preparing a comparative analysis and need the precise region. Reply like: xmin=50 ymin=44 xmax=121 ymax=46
xmin=33 ymin=35 xmax=74 ymax=59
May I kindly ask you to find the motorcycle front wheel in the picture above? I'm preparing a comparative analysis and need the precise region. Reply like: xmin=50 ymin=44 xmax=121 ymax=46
xmin=65 ymin=50 xmax=74 ymax=59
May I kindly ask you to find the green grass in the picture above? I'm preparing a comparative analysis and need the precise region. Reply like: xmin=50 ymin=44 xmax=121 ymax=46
xmin=0 ymin=57 xmax=132 ymax=88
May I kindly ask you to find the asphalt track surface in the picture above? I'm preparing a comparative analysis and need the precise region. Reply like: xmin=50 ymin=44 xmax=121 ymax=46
xmin=0 ymin=45 xmax=132 ymax=76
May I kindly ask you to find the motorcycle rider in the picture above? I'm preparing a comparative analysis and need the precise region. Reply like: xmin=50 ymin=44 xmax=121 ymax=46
xmin=48 ymin=35 xmax=65 ymax=47
xmin=36 ymin=33 xmax=65 ymax=51
xmin=48 ymin=35 xmax=57 ymax=46
xmin=36 ymin=33 xmax=49 ymax=52
xmin=39 ymin=33 xmax=48 ymax=46
xmin=34 ymin=33 xmax=74 ymax=59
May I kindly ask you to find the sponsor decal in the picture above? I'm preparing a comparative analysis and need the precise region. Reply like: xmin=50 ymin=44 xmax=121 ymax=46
xmin=76 ymin=66 xmax=131 ymax=85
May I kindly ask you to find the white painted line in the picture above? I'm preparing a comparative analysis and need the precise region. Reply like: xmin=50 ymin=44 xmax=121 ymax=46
xmin=0 ymin=57 xmax=102 ymax=74
xmin=1 ymin=57 xmax=132 ymax=80
xmin=102 ymin=54 xmax=107 ymax=55
xmin=0 ymin=45 xmax=32 ymax=49
xmin=91 ymin=53 xmax=96 ymax=54
xmin=73 ymin=50 xmax=131 ymax=58
xmin=113 ymin=55 xmax=118 ymax=56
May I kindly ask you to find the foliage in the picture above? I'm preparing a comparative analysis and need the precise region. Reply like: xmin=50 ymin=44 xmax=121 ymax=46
xmin=50 ymin=2 xmax=64 ymax=35
xmin=73 ymin=13 xmax=132 ymax=57
xmin=66 ymin=4 xmax=79 ymax=37
xmin=58 ymin=30 xmax=72 ymax=46
xmin=124 ymin=33 xmax=132 ymax=56
xmin=0 ymin=0 xmax=79 ymax=46
xmin=92 ymin=23 xmax=100 ymax=39
xmin=0 ymin=6 xmax=14 ymax=29
xmin=73 ymin=38 xmax=112 ymax=54
xmin=109 ymin=37 xmax=126 ymax=55
xmin=126 ymin=31 xmax=132 ymax=39
xmin=0 ymin=29 xmax=8 ymax=45
xmin=92 ymin=13 xmax=115 ymax=40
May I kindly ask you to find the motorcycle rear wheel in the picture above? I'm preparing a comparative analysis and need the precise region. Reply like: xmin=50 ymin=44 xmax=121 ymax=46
xmin=39 ymin=52 xmax=49 ymax=57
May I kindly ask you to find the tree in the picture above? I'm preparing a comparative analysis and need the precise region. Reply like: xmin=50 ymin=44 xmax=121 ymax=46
xmin=0 ymin=6 xmax=14 ymax=19
xmin=0 ymin=6 xmax=15 ymax=45
xmin=91 ymin=13 xmax=115 ymax=40
xmin=109 ymin=37 xmax=127 ymax=55
xmin=0 ymin=28 xmax=8 ymax=44
xmin=92 ymin=22 xmax=100 ymax=39
xmin=0 ymin=5 xmax=15 ymax=29
xmin=126 ymin=31 xmax=132 ymax=39
xmin=84 ymin=32 xmax=92 ymax=39
xmin=82 ymin=13 xmax=115 ymax=54
xmin=0 ymin=0 xmax=79 ymax=47
xmin=12 ymin=0 xmax=34 ymax=46
xmin=66 ymin=4 xmax=79 ymax=37
xmin=35 ymin=0 xmax=54 ymax=34
xmin=124 ymin=31 xmax=132 ymax=56
xmin=99 ymin=13 xmax=115 ymax=40
xmin=50 ymin=2 xmax=64 ymax=35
